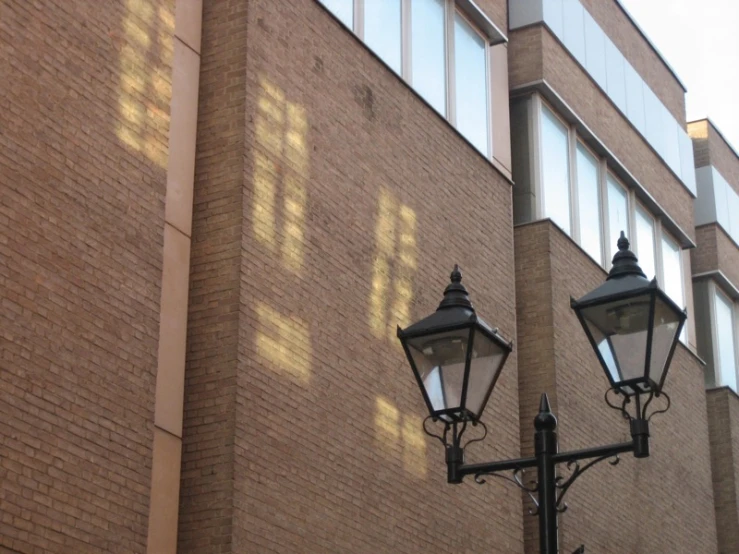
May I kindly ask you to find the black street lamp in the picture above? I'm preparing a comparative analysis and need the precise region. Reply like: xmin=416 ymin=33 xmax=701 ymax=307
xmin=397 ymin=234 xmax=686 ymax=554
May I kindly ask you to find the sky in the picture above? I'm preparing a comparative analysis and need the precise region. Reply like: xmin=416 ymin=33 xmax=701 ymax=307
xmin=619 ymin=0 xmax=739 ymax=152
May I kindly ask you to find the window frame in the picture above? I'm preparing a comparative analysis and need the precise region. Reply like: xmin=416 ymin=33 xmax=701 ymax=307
xmin=632 ymin=200 xmax=657 ymax=281
xmin=711 ymin=284 xmax=739 ymax=390
xmin=604 ymin=172 xmax=631 ymax=263
xmin=318 ymin=0 xmax=498 ymax=161
xmin=572 ymin=139 xmax=605 ymax=265
xmin=527 ymin=97 xmax=694 ymax=346
xmin=537 ymin=100 xmax=573 ymax=236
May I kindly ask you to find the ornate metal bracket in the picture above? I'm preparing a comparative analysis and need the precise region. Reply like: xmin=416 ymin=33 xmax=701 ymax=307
xmin=474 ymin=467 xmax=540 ymax=515
xmin=555 ymin=454 xmax=620 ymax=513
xmin=422 ymin=416 xmax=488 ymax=451
xmin=604 ymin=386 xmax=671 ymax=422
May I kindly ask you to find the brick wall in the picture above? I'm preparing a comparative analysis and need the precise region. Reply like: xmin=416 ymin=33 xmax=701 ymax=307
xmin=515 ymin=221 xmax=717 ymax=553
xmin=180 ymin=0 xmax=522 ymax=552
xmin=0 ymin=0 xmax=174 ymax=552
xmin=509 ymin=25 xmax=695 ymax=242
xmin=707 ymin=388 xmax=739 ymax=554
xmin=689 ymin=119 xmax=739 ymax=193
xmin=692 ymin=224 xmax=739 ymax=287
xmin=176 ymin=0 xmax=246 ymax=551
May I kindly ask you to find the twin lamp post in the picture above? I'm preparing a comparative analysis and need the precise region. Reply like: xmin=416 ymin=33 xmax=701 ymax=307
xmin=396 ymin=233 xmax=687 ymax=554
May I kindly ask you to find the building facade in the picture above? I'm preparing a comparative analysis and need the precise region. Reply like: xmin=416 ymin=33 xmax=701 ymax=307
xmin=0 ymin=0 xmax=736 ymax=553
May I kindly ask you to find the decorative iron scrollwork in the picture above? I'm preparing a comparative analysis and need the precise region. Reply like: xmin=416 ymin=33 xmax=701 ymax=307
xmin=474 ymin=467 xmax=540 ymax=515
xmin=555 ymin=454 xmax=620 ymax=512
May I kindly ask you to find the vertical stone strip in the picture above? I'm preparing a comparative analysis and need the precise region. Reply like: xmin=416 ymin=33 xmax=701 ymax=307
xmin=146 ymin=1 xmax=203 ymax=553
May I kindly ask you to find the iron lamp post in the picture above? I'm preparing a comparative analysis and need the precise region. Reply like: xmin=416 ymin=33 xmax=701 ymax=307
xmin=397 ymin=235 xmax=686 ymax=554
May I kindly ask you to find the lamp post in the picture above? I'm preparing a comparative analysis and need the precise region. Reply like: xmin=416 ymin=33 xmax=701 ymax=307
xmin=397 ymin=234 xmax=687 ymax=554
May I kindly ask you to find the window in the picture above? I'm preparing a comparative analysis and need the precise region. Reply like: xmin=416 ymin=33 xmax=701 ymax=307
xmin=661 ymin=231 xmax=686 ymax=342
xmin=715 ymin=290 xmax=737 ymax=390
xmin=411 ymin=0 xmax=446 ymax=115
xmin=512 ymin=97 xmax=694 ymax=345
xmin=634 ymin=205 xmax=656 ymax=280
xmin=322 ymin=0 xmax=353 ymax=28
xmin=575 ymin=143 xmax=602 ymax=265
xmin=541 ymin=106 xmax=571 ymax=234
xmin=605 ymin=175 xmax=629 ymax=263
xmin=453 ymin=13 xmax=489 ymax=155
xmin=364 ymin=0 xmax=402 ymax=74
xmin=318 ymin=0 xmax=501 ymax=161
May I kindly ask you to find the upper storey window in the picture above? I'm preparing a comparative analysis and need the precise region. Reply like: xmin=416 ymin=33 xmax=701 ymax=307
xmin=512 ymin=96 xmax=692 ymax=345
xmin=317 ymin=0 xmax=508 ymax=164
xmin=508 ymin=0 xmax=697 ymax=195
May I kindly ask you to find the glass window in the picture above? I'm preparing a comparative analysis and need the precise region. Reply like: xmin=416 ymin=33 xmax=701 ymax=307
xmin=411 ymin=0 xmax=446 ymax=115
xmin=541 ymin=107 xmax=571 ymax=234
xmin=605 ymin=175 xmax=629 ymax=263
xmin=365 ymin=0 xmax=402 ymax=74
xmin=634 ymin=205 xmax=656 ymax=280
xmin=575 ymin=143 xmax=602 ymax=264
xmin=454 ymin=13 xmax=489 ymax=155
xmin=321 ymin=0 xmax=353 ymax=29
xmin=661 ymin=232 xmax=685 ymax=341
xmin=715 ymin=291 xmax=737 ymax=390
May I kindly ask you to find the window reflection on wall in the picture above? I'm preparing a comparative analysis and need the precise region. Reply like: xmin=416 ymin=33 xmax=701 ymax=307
xmin=369 ymin=189 xmax=417 ymax=344
xmin=374 ymin=397 xmax=427 ymax=478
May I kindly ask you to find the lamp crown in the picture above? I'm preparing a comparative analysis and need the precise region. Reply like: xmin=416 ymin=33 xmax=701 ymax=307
xmin=437 ymin=265 xmax=474 ymax=311
xmin=607 ymin=231 xmax=647 ymax=281
xmin=534 ymin=393 xmax=557 ymax=431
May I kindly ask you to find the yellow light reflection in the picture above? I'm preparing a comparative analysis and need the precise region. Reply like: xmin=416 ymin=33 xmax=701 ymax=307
xmin=368 ymin=189 xmax=417 ymax=343
xmin=255 ymin=302 xmax=312 ymax=383
xmin=251 ymin=76 xmax=308 ymax=273
xmin=374 ymin=397 xmax=427 ymax=478
xmin=115 ymin=0 xmax=172 ymax=168
xmin=402 ymin=417 xmax=427 ymax=478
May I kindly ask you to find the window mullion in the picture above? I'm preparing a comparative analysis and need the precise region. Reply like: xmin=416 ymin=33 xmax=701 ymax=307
xmin=354 ymin=0 xmax=364 ymax=38
xmin=654 ymin=219 xmax=664 ymax=287
xmin=445 ymin=0 xmax=456 ymax=126
xmin=599 ymin=160 xmax=608 ymax=267
xmin=486 ymin=44 xmax=493 ymax=159
xmin=532 ymin=94 xmax=544 ymax=220
xmin=569 ymin=129 xmax=579 ymax=244
xmin=401 ymin=0 xmax=411 ymax=81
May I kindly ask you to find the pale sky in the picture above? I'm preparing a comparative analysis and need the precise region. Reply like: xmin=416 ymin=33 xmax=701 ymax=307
xmin=619 ymin=0 xmax=739 ymax=152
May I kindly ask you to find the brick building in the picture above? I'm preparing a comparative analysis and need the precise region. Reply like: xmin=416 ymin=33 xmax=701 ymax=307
xmin=0 ymin=0 xmax=735 ymax=553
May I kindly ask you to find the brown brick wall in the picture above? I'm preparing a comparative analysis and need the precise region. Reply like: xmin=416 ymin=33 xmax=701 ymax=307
xmin=579 ymin=0 xmax=686 ymax=123
xmin=693 ymin=224 xmax=739 ymax=287
xmin=509 ymin=26 xmax=695 ymax=242
xmin=708 ymin=122 xmax=739 ymax=194
xmin=176 ymin=0 xmax=246 ymax=551
xmin=707 ymin=388 xmax=739 ymax=554
xmin=689 ymin=119 xmax=739 ymax=193
xmin=0 ymin=0 xmax=174 ymax=552
xmin=181 ymin=0 xmax=522 ymax=552
xmin=690 ymin=120 xmax=712 ymax=168
xmin=516 ymin=221 xmax=717 ymax=553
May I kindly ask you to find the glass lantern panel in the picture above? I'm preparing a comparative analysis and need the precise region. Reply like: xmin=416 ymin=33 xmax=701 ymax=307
xmin=405 ymin=328 xmax=471 ymax=414
xmin=464 ymin=331 xmax=508 ymax=417
xmin=647 ymin=296 xmax=682 ymax=386
xmin=580 ymin=293 xmax=652 ymax=386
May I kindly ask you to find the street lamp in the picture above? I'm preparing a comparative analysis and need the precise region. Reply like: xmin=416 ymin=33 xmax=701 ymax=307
xmin=397 ymin=234 xmax=686 ymax=554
